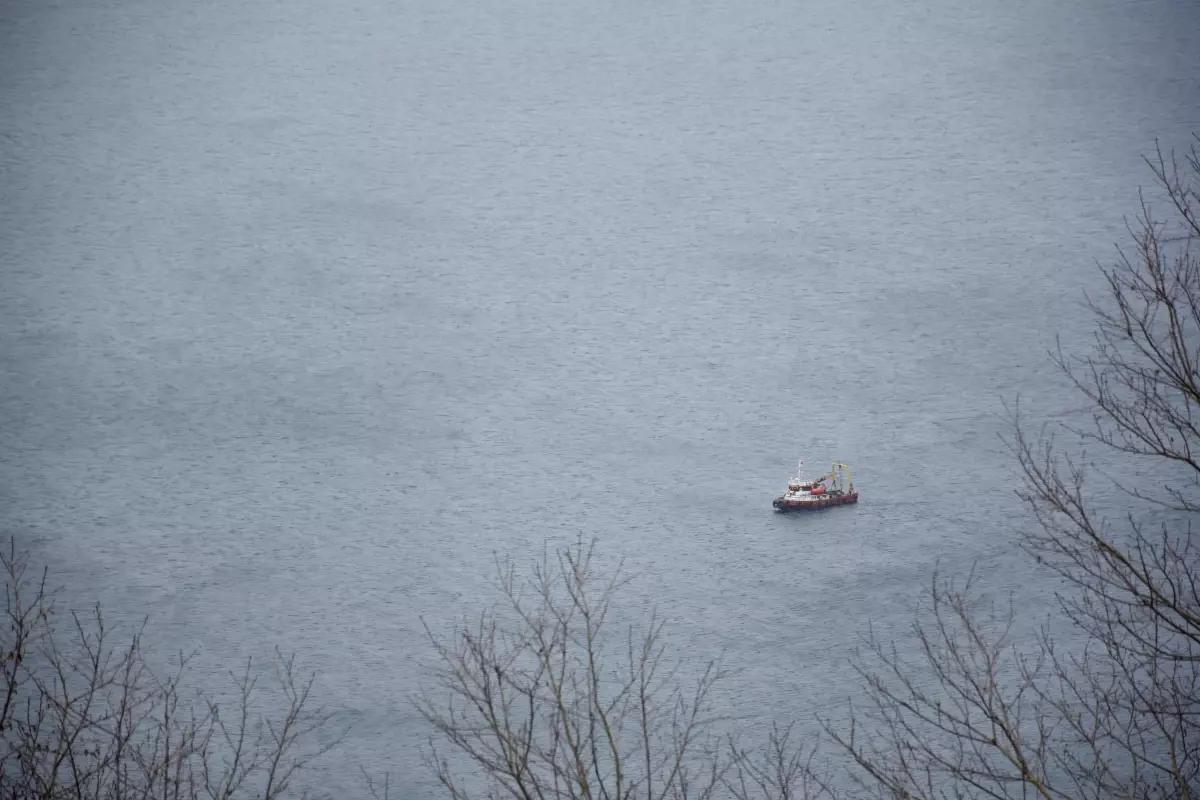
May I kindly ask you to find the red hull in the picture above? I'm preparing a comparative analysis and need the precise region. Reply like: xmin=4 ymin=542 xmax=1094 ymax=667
xmin=773 ymin=492 xmax=859 ymax=512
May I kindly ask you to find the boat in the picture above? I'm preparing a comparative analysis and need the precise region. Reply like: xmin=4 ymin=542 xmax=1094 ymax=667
xmin=772 ymin=458 xmax=859 ymax=512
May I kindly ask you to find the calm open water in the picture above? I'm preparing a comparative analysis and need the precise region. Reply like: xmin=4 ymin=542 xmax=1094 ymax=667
xmin=3 ymin=0 xmax=1199 ymax=795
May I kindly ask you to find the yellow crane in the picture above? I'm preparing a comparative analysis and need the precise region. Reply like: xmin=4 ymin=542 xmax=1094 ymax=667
xmin=812 ymin=464 xmax=853 ymax=494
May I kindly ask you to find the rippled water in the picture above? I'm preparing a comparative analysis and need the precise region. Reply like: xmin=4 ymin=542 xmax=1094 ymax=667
xmin=3 ymin=0 xmax=1199 ymax=794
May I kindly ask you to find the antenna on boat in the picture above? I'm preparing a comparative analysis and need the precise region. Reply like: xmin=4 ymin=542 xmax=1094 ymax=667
xmin=796 ymin=458 xmax=805 ymax=482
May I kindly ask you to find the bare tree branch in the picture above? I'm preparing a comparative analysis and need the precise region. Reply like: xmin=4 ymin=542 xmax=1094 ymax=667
xmin=822 ymin=133 xmax=1200 ymax=800
xmin=0 ymin=537 xmax=344 ymax=800
xmin=415 ymin=536 xmax=748 ymax=800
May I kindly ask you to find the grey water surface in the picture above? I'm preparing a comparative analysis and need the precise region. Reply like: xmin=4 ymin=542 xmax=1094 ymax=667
xmin=3 ymin=0 xmax=1199 ymax=795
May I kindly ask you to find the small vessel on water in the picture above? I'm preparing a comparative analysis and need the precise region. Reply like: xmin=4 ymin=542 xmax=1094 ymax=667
xmin=772 ymin=458 xmax=859 ymax=512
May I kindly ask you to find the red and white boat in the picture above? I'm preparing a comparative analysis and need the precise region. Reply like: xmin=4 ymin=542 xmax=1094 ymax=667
xmin=772 ymin=458 xmax=858 ymax=512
